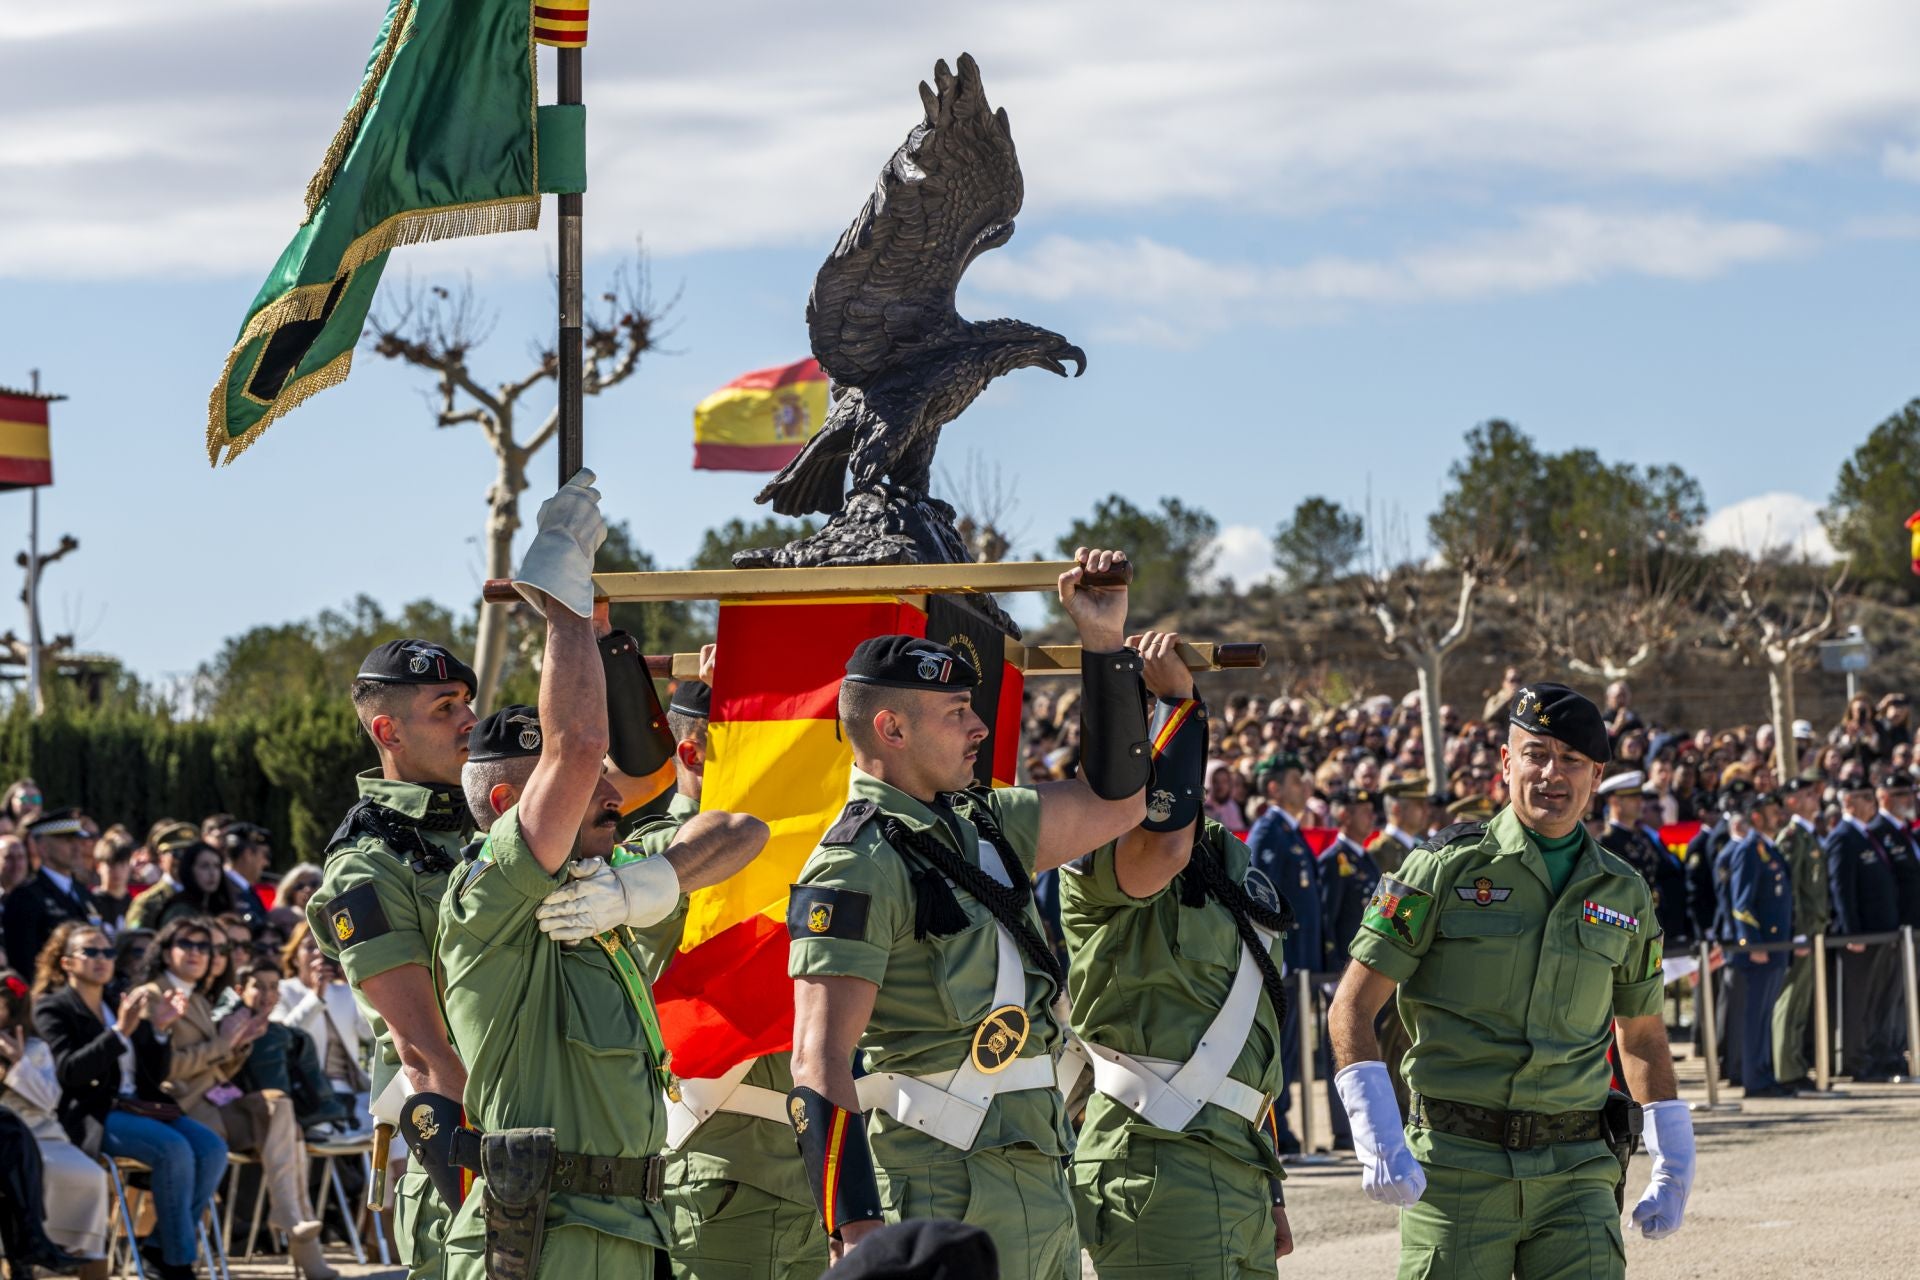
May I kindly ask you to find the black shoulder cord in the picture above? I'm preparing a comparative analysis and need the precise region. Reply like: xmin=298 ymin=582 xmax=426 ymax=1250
xmin=1178 ymin=830 xmax=1294 ymax=1024
xmin=883 ymin=796 xmax=1066 ymax=991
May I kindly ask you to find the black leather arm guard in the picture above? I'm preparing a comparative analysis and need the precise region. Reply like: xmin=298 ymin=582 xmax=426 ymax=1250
xmin=787 ymin=1085 xmax=884 ymax=1239
xmin=399 ymin=1091 xmax=477 ymax=1209
xmin=600 ymin=629 xmax=675 ymax=779
xmin=1078 ymin=648 xmax=1151 ymax=799
xmin=1141 ymin=695 xmax=1207 ymax=832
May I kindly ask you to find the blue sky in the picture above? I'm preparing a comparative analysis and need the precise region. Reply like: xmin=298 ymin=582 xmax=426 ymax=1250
xmin=2 ymin=0 xmax=1917 ymax=684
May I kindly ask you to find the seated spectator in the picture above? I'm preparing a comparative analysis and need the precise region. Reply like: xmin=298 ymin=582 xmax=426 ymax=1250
xmin=142 ymin=842 xmax=237 ymax=933
xmin=0 ymin=969 xmax=109 ymax=1273
xmin=33 ymin=921 xmax=224 ymax=1280
xmin=0 ymin=780 xmax=43 ymax=838
xmin=1203 ymin=759 xmax=1245 ymax=829
xmin=207 ymin=913 xmax=256 ymax=1006
xmin=109 ymin=929 xmax=154 ymax=1005
xmin=273 ymin=923 xmax=372 ymax=1133
xmin=90 ymin=827 xmax=137 ymax=934
xmin=218 ymin=957 xmax=350 ymax=1136
xmin=269 ymin=863 xmax=324 ymax=938
xmin=0 ymin=835 xmax=27 ymax=897
xmin=128 ymin=918 xmax=333 ymax=1278
xmin=124 ymin=824 xmax=207 ymax=933
xmin=3 ymin=810 xmax=104 ymax=983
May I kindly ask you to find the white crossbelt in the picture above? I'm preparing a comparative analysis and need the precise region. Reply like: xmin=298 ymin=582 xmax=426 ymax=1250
xmin=664 ymin=1057 xmax=793 ymax=1150
xmin=1079 ymin=923 xmax=1275 ymax=1131
xmin=856 ymin=838 xmax=1071 ymax=1150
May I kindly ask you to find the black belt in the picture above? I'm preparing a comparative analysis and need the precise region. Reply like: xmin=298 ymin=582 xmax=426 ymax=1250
xmin=1411 ymin=1095 xmax=1603 ymax=1150
xmin=447 ymin=1130 xmax=665 ymax=1201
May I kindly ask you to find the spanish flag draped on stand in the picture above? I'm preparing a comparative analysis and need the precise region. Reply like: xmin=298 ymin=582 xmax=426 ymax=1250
xmin=206 ymin=0 xmax=587 ymax=464
xmin=691 ymin=358 xmax=830 ymax=472
xmin=653 ymin=592 xmax=1022 ymax=1080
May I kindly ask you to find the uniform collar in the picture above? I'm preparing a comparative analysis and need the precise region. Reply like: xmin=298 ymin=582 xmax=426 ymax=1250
xmin=847 ymin=766 xmax=967 ymax=851
xmin=668 ymin=792 xmax=699 ymax=822
xmin=1384 ymin=824 xmax=1416 ymax=848
xmin=1791 ymin=814 xmax=1815 ymax=833
xmin=1487 ymin=806 xmax=1601 ymax=893
xmin=356 ymin=770 xmax=463 ymax=824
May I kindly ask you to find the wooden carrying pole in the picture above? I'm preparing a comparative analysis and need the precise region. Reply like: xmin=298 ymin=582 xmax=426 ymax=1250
xmin=635 ymin=641 xmax=1263 ymax=680
xmin=479 ymin=560 xmax=1135 ymax=605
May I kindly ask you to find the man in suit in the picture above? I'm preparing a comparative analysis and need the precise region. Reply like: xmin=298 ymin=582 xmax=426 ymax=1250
xmin=1825 ymin=779 xmax=1902 ymax=1081
xmin=1247 ymin=754 xmax=1320 ymax=1155
xmin=2 ymin=809 xmax=102 ymax=972
xmin=221 ymin=823 xmax=274 ymax=930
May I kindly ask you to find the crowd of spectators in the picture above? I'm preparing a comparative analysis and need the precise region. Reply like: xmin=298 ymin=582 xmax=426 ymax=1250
xmin=0 ymin=786 xmax=365 ymax=1280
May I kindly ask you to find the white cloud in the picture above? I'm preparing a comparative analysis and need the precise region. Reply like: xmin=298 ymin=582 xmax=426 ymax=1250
xmin=3 ymin=1 xmax=1920 ymax=278
xmin=1701 ymin=492 xmax=1837 ymax=562
xmin=966 ymin=208 xmax=1808 ymax=338
xmin=1882 ymin=140 xmax=1920 ymax=181
xmin=1209 ymin=523 xmax=1276 ymax=590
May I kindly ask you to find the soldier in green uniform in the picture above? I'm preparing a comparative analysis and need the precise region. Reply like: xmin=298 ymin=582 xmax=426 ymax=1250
xmin=414 ymin=475 xmax=772 ymax=1280
xmin=1770 ymin=775 xmax=1827 ymax=1091
xmin=784 ymin=547 xmax=1153 ymax=1279
xmin=1058 ymin=630 xmax=1296 ymax=1278
xmin=1329 ymin=683 xmax=1698 ymax=1279
xmin=538 ymin=671 xmax=830 ymax=1280
xmin=1368 ymin=779 xmax=1431 ymax=876
xmin=305 ymin=636 xmax=479 ymax=1280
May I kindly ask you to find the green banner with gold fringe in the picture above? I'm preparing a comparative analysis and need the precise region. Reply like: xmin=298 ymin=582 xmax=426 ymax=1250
xmin=205 ymin=0 xmax=540 ymax=465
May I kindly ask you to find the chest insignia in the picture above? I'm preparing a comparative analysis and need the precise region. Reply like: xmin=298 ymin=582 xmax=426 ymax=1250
xmin=1244 ymin=867 xmax=1282 ymax=914
xmin=1581 ymin=900 xmax=1638 ymax=932
xmin=1454 ymin=877 xmax=1512 ymax=906
xmin=971 ymin=1004 xmax=1030 ymax=1074
xmin=1337 ymin=853 xmax=1355 ymax=877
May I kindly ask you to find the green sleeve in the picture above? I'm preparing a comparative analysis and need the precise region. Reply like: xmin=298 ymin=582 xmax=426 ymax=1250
xmin=982 ymin=785 xmax=1044 ymax=876
xmin=1612 ymin=881 xmax=1665 ymax=1018
xmin=1057 ymin=839 xmax=1168 ymax=917
xmin=1345 ymin=847 xmax=1447 ymax=983
xmin=786 ymin=844 xmax=907 ymax=988
xmin=441 ymin=808 xmax=566 ymax=949
xmin=307 ymin=842 xmax=431 ymax=983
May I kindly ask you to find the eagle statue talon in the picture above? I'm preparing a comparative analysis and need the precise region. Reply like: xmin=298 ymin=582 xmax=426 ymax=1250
xmin=737 ymin=52 xmax=1083 ymax=609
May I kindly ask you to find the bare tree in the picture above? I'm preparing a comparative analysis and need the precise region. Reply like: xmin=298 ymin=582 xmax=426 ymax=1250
xmin=1718 ymin=557 xmax=1848 ymax=777
xmin=1361 ymin=560 xmax=1485 ymax=791
xmin=940 ymin=452 xmax=1024 ymax=563
xmin=1 ymin=533 xmax=78 ymax=714
xmin=369 ymin=246 xmax=669 ymax=710
xmin=1527 ymin=553 xmax=1705 ymax=683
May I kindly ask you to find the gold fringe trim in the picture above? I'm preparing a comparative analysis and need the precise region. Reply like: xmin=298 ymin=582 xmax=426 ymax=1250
xmin=336 ymin=195 xmax=539 ymax=276
xmin=206 ymin=347 xmax=354 ymax=466
xmin=303 ymin=0 xmax=417 ymax=224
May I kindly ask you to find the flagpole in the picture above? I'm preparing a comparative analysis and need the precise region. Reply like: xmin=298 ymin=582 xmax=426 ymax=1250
xmin=25 ymin=370 xmax=39 ymax=718
xmin=557 ymin=46 xmax=584 ymax=485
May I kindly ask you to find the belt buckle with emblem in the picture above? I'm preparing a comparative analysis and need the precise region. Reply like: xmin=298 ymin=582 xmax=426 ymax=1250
xmin=971 ymin=1004 xmax=1030 ymax=1074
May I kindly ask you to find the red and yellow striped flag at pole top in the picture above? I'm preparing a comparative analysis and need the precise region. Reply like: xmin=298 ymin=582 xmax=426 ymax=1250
xmin=533 ymin=1 xmax=588 ymax=47
xmin=0 ymin=389 xmax=58 ymax=490
xmin=1906 ymin=510 xmax=1920 ymax=575
xmin=652 ymin=594 xmax=1023 ymax=1080
xmin=692 ymin=357 xmax=829 ymax=472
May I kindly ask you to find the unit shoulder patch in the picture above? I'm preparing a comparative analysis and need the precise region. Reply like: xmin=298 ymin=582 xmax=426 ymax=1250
xmin=787 ymin=885 xmax=873 ymax=941
xmin=327 ymin=882 xmax=391 ymax=950
xmin=1361 ymin=874 xmax=1433 ymax=945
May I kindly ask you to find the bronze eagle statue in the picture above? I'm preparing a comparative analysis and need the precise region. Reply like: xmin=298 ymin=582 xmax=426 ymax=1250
xmin=746 ymin=54 xmax=1085 ymax=552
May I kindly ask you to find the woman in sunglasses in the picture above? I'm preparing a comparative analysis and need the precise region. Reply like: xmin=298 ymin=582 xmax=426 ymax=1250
xmin=31 ymin=920 xmax=224 ymax=1280
xmin=127 ymin=918 xmax=332 ymax=1277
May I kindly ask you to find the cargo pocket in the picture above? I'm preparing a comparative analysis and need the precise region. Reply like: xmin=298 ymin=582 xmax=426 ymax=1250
xmin=1428 ymin=908 xmax=1525 ymax=1012
xmin=1568 ymin=921 xmax=1633 ymax=1038
xmin=925 ymin=917 xmax=1001 ymax=1026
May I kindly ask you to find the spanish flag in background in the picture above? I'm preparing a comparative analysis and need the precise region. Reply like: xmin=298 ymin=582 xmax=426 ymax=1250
xmin=653 ymin=593 xmax=1022 ymax=1080
xmin=691 ymin=358 xmax=829 ymax=472
xmin=0 ymin=388 xmax=57 ymax=490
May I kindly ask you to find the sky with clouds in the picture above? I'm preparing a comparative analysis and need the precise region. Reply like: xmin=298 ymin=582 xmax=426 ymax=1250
xmin=1 ymin=0 xmax=1916 ymax=681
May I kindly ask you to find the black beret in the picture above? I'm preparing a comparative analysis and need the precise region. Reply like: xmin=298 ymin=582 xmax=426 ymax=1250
xmin=468 ymin=705 xmax=544 ymax=763
xmin=1879 ymin=774 xmax=1916 ymax=793
xmin=668 ymin=680 xmax=712 ymax=719
xmin=1717 ymin=778 xmax=1758 ymax=814
xmin=26 ymin=807 xmax=88 ymax=838
xmin=843 ymin=635 xmax=977 ymax=692
xmin=1776 ymin=775 xmax=1818 ymax=797
xmin=1509 ymin=683 xmax=1610 ymax=764
xmin=821 ymin=1219 xmax=998 ymax=1280
xmin=1329 ymin=788 xmax=1379 ymax=810
xmin=356 ymin=640 xmax=478 ymax=699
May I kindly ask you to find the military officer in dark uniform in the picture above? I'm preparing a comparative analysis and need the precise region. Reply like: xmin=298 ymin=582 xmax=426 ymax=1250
xmin=1329 ymin=683 xmax=1693 ymax=1278
xmin=1245 ymin=754 xmax=1319 ymax=1154
xmin=1368 ymin=780 xmax=1430 ymax=877
xmin=3 ymin=810 xmax=103 ymax=968
xmin=1770 ymin=776 xmax=1827 ymax=1090
xmin=1870 ymin=778 xmax=1920 ymax=1066
xmin=1318 ymin=789 xmax=1382 ymax=973
xmin=1827 ymin=779 xmax=1904 ymax=1080
xmin=1723 ymin=791 xmax=1795 ymax=1097
xmin=1597 ymin=771 xmax=1689 ymax=947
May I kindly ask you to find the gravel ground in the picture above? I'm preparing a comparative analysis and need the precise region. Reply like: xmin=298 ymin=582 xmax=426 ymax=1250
xmin=225 ymin=1055 xmax=1920 ymax=1280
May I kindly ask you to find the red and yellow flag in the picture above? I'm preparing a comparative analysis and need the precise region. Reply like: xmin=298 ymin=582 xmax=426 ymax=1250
xmin=0 ymin=389 xmax=55 ymax=490
xmin=652 ymin=594 xmax=1022 ymax=1080
xmin=692 ymin=357 xmax=829 ymax=472
xmin=1906 ymin=510 xmax=1920 ymax=575
xmin=533 ymin=1 xmax=588 ymax=47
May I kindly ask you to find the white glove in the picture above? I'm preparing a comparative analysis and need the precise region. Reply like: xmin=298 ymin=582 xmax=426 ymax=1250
xmin=1334 ymin=1061 xmax=1426 ymax=1207
xmin=511 ymin=468 xmax=608 ymax=618
xmin=1630 ymin=1099 xmax=1695 ymax=1239
xmin=534 ymin=854 xmax=680 ymax=941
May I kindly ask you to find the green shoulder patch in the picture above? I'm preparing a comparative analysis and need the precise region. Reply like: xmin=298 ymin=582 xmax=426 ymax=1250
xmin=1360 ymin=874 xmax=1432 ymax=946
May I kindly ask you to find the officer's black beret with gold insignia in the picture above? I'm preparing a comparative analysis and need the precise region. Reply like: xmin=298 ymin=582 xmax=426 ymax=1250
xmin=355 ymin=639 xmax=477 ymax=699
xmin=468 ymin=704 xmax=544 ymax=763
xmin=668 ymin=680 xmax=712 ymax=719
xmin=843 ymin=635 xmax=978 ymax=692
xmin=1508 ymin=682 xmax=1609 ymax=764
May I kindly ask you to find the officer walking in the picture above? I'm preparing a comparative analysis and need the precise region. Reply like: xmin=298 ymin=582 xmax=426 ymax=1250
xmin=418 ymin=472 xmax=770 ymax=1280
xmin=541 ymin=669 xmax=830 ymax=1280
xmin=1770 ymin=776 xmax=1827 ymax=1091
xmin=784 ymin=547 xmax=1151 ymax=1278
xmin=1058 ymin=631 xmax=1296 ymax=1275
xmin=1723 ymin=791 xmax=1795 ymax=1097
xmin=1329 ymin=683 xmax=1694 ymax=1278
xmin=1245 ymin=754 xmax=1320 ymax=1155
xmin=305 ymin=637 xmax=478 ymax=1280
xmin=1826 ymin=779 xmax=1903 ymax=1081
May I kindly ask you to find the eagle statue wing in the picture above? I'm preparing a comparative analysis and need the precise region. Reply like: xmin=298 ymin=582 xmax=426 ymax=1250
xmin=805 ymin=53 xmax=1024 ymax=388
